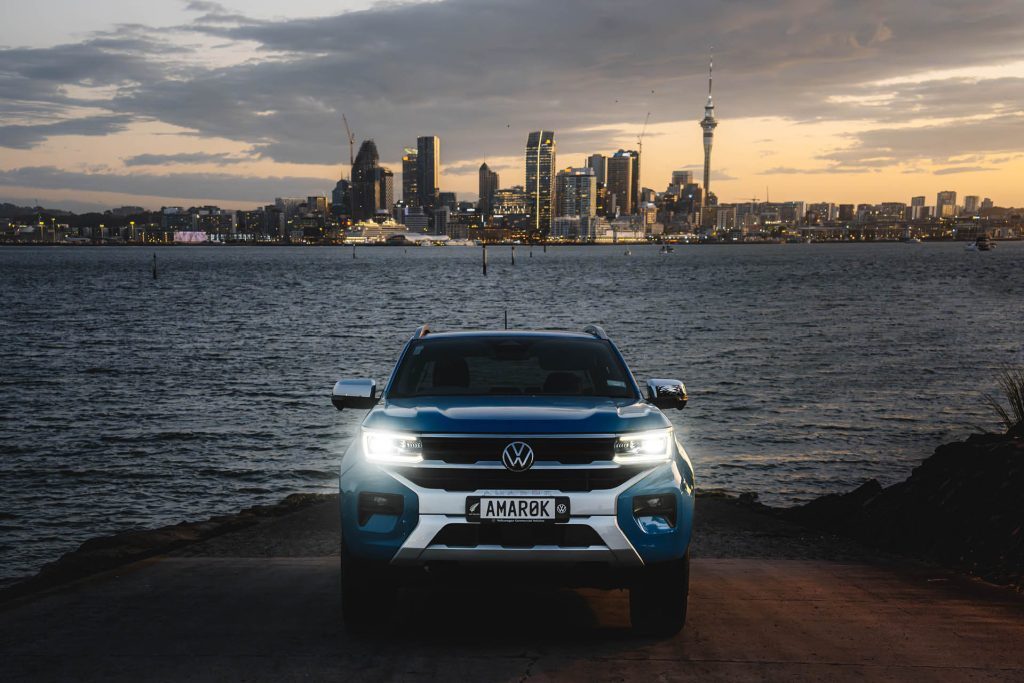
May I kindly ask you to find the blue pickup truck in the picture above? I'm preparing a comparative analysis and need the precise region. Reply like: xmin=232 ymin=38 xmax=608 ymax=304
xmin=332 ymin=325 xmax=694 ymax=636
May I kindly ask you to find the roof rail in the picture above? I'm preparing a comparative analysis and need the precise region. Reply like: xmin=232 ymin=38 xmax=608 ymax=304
xmin=412 ymin=324 xmax=430 ymax=339
xmin=583 ymin=324 xmax=608 ymax=340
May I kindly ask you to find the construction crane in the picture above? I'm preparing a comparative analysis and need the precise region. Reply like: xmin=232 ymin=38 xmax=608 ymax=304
xmin=636 ymin=111 xmax=651 ymax=156
xmin=342 ymin=114 xmax=355 ymax=167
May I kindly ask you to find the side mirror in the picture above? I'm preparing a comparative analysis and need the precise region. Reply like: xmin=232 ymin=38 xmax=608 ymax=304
xmin=332 ymin=379 xmax=378 ymax=410
xmin=646 ymin=379 xmax=688 ymax=410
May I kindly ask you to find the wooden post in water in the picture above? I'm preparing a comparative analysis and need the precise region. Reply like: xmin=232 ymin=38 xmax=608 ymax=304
xmin=352 ymin=244 xmax=356 ymax=259
xmin=504 ymin=309 xmax=508 ymax=329
xmin=511 ymin=245 xmax=515 ymax=265
xmin=543 ymin=243 xmax=547 ymax=253
xmin=152 ymin=254 xmax=157 ymax=279
xmin=482 ymin=244 xmax=488 ymax=276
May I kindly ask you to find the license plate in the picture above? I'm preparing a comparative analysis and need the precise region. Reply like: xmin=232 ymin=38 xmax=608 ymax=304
xmin=466 ymin=496 xmax=570 ymax=523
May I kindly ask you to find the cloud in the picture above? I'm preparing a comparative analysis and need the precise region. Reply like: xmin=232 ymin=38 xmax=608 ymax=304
xmin=0 ymin=166 xmax=331 ymax=203
xmin=676 ymin=165 xmax=738 ymax=181
xmin=0 ymin=115 xmax=134 ymax=149
xmin=1 ymin=0 xmax=1024 ymax=196
xmin=933 ymin=166 xmax=997 ymax=175
xmin=821 ymin=114 xmax=1024 ymax=168
xmin=122 ymin=151 xmax=255 ymax=166
xmin=762 ymin=166 xmax=865 ymax=175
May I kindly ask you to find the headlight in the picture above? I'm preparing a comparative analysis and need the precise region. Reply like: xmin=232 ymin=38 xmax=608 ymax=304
xmin=614 ymin=429 xmax=673 ymax=464
xmin=361 ymin=429 xmax=423 ymax=464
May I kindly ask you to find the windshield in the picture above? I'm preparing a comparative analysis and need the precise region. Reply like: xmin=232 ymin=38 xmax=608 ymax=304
xmin=388 ymin=336 xmax=637 ymax=399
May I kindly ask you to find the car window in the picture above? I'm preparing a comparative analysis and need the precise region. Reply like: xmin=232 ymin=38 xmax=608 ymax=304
xmin=390 ymin=336 xmax=635 ymax=398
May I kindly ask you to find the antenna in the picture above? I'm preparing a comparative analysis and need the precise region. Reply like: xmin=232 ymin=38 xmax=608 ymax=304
xmin=708 ymin=47 xmax=714 ymax=97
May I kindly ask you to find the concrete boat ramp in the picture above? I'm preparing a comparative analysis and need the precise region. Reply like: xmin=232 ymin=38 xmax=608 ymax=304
xmin=3 ymin=498 xmax=1024 ymax=681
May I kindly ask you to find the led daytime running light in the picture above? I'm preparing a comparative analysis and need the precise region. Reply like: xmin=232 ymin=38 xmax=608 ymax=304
xmin=361 ymin=430 xmax=424 ymax=464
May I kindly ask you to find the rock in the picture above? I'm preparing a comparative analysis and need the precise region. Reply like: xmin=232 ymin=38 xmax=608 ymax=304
xmin=784 ymin=435 xmax=1024 ymax=589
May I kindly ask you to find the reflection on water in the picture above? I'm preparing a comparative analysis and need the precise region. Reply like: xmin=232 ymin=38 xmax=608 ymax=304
xmin=1 ymin=243 xmax=1022 ymax=579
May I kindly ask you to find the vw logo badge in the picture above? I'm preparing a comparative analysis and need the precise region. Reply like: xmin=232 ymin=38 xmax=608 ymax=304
xmin=501 ymin=441 xmax=534 ymax=472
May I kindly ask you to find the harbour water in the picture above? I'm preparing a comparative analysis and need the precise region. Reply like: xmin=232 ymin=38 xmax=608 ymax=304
xmin=1 ymin=243 xmax=1022 ymax=581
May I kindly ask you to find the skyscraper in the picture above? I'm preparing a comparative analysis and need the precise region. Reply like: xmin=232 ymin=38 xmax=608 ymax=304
xmin=936 ymin=190 xmax=957 ymax=218
xmin=555 ymin=167 xmax=597 ymax=219
xmin=351 ymin=140 xmax=393 ymax=221
xmin=525 ymin=131 xmax=556 ymax=236
xmin=478 ymin=163 xmax=499 ymax=216
xmin=699 ymin=53 xmax=718 ymax=226
xmin=963 ymin=195 xmax=980 ymax=214
xmin=910 ymin=195 xmax=926 ymax=220
xmin=605 ymin=153 xmax=633 ymax=217
xmin=402 ymin=147 xmax=418 ymax=207
xmin=671 ymin=170 xmax=694 ymax=186
xmin=416 ymin=136 xmax=440 ymax=211
xmin=586 ymin=154 xmax=607 ymax=185
xmin=331 ymin=178 xmax=351 ymax=217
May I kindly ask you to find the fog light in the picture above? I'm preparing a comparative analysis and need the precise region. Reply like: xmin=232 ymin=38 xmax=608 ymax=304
xmin=358 ymin=492 xmax=404 ymax=525
xmin=632 ymin=493 xmax=677 ymax=528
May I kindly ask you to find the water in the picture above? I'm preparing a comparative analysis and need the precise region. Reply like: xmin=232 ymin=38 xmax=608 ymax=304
xmin=1 ymin=243 xmax=1022 ymax=580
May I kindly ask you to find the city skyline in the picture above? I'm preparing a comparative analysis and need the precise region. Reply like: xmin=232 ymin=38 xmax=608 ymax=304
xmin=2 ymin=0 xmax=1024 ymax=211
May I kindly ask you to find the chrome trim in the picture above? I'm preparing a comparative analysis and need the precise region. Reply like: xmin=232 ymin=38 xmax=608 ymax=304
xmin=419 ymin=433 xmax=621 ymax=439
xmin=391 ymin=514 xmax=643 ymax=566
xmin=388 ymin=460 xmax=621 ymax=470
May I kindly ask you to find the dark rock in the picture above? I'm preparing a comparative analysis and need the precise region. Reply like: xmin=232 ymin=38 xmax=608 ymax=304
xmin=785 ymin=435 xmax=1024 ymax=589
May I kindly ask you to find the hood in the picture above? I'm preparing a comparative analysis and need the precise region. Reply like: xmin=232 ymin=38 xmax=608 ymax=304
xmin=362 ymin=395 xmax=670 ymax=435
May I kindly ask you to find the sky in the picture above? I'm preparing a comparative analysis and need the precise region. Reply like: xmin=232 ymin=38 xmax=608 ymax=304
xmin=1 ymin=0 xmax=1023 ymax=212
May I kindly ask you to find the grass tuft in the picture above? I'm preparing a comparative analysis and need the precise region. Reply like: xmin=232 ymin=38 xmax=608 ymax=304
xmin=984 ymin=366 xmax=1024 ymax=438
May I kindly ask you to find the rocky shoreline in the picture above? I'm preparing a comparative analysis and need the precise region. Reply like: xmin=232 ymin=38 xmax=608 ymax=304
xmin=780 ymin=433 xmax=1024 ymax=589
xmin=0 ymin=493 xmax=333 ymax=602
xmin=4 ymin=433 xmax=1022 ymax=603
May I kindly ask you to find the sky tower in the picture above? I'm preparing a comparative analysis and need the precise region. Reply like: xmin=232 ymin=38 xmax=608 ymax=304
xmin=699 ymin=51 xmax=718 ymax=226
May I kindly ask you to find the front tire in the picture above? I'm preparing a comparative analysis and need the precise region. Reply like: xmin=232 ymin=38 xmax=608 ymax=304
xmin=341 ymin=548 xmax=396 ymax=635
xmin=629 ymin=552 xmax=689 ymax=637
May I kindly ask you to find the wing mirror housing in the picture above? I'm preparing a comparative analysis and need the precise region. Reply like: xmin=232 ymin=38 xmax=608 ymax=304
xmin=332 ymin=378 xmax=378 ymax=410
xmin=646 ymin=379 xmax=688 ymax=410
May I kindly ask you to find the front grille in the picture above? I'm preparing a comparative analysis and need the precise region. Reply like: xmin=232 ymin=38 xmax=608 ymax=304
xmin=430 ymin=523 xmax=605 ymax=548
xmin=419 ymin=436 xmax=615 ymax=465
xmin=389 ymin=465 xmax=645 ymax=492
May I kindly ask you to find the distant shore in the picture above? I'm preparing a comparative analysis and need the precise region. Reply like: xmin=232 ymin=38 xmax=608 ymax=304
xmin=2 ymin=237 xmax=1021 ymax=248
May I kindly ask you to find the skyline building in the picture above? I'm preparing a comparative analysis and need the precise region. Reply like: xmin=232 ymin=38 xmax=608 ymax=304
xmin=402 ymin=147 xmax=418 ymax=207
xmin=351 ymin=140 xmax=394 ymax=221
xmin=937 ymin=190 xmax=957 ymax=218
xmin=911 ymin=195 xmax=927 ymax=220
xmin=331 ymin=178 xmax=351 ymax=217
xmin=964 ymin=195 xmax=980 ymax=214
xmin=605 ymin=153 xmax=634 ymax=217
xmin=586 ymin=154 xmax=607 ymax=185
xmin=525 ymin=131 xmax=556 ymax=235
xmin=492 ymin=186 xmax=530 ymax=217
xmin=699 ymin=54 xmax=718 ymax=226
xmin=478 ymin=163 xmax=499 ymax=216
xmin=672 ymin=170 xmax=694 ymax=186
xmin=416 ymin=135 xmax=440 ymax=211
xmin=555 ymin=166 xmax=598 ymax=219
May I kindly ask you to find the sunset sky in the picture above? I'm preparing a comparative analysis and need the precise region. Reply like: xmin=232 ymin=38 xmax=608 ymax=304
xmin=2 ymin=0 xmax=1023 ymax=211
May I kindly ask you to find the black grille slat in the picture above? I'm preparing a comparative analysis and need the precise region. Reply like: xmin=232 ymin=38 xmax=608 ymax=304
xmin=390 ymin=465 xmax=643 ymax=492
xmin=431 ymin=523 xmax=605 ymax=548
xmin=420 ymin=437 xmax=615 ymax=465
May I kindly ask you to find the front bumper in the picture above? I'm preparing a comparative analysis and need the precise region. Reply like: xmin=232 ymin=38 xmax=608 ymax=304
xmin=340 ymin=446 xmax=694 ymax=568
